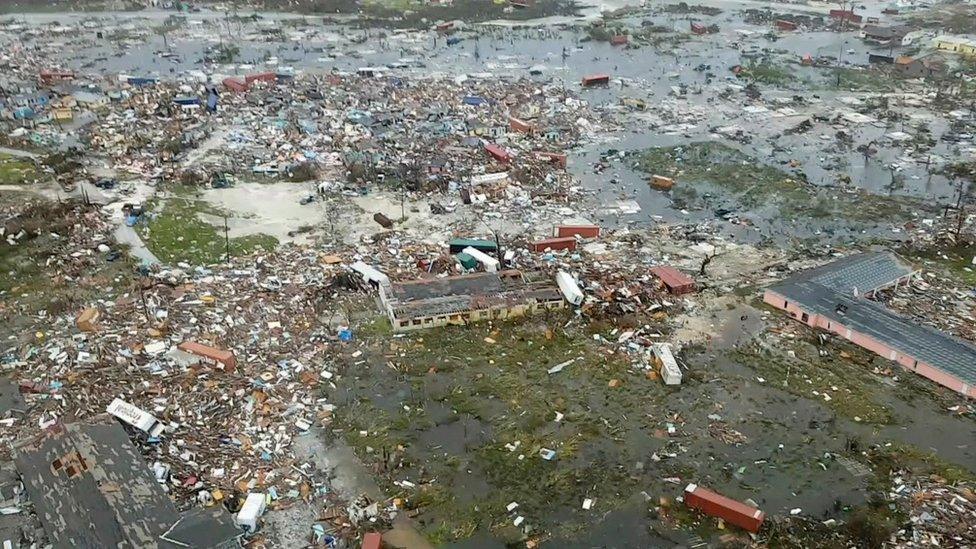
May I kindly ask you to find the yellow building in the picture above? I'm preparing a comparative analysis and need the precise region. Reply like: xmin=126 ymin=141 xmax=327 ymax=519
xmin=932 ymin=35 xmax=976 ymax=56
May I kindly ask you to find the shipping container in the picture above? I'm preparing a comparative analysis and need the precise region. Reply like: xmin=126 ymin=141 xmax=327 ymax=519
xmin=236 ymin=492 xmax=267 ymax=532
xmin=350 ymin=261 xmax=390 ymax=288
xmin=106 ymin=398 xmax=166 ymax=437
xmin=362 ymin=533 xmax=382 ymax=549
xmin=456 ymin=252 xmax=478 ymax=270
xmin=222 ymin=77 xmax=248 ymax=93
xmin=509 ymin=116 xmax=533 ymax=133
xmin=554 ymin=225 xmax=600 ymax=239
xmin=653 ymin=343 xmax=682 ymax=385
xmin=245 ymin=72 xmax=277 ymax=84
xmin=530 ymin=236 xmax=577 ymax=252
xmin=610 ymin=34 xmax=629 ymax=45
xmin=581 ymin=74 xmax=610 ymax=87
xmin=177 ymin=341 xmax=237 ymax=371
xmin=684 ymin=484 xmax=765 ymax=533
xmin=537 ymin=152 xmax=567 ymax=169
xmin=650 ymin=265 xmax=695 ymax=295
xmin=462 ymin=246 xmax=499 ymax=272
xmin=484 ymin=143 xmax=512 ymax=163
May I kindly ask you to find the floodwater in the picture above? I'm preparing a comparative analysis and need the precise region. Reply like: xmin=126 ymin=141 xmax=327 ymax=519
xmin=4 ymin=2 xmax=958 ymax=244
xmin=333 ymin=318 xmax=974 ymax=548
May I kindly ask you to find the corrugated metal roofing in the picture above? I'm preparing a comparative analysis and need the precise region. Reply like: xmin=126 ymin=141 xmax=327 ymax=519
xmin=769 ymin=252 xmax=976 ymax=387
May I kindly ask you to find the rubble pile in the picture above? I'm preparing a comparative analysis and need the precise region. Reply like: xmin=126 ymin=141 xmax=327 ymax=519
xmin=891 ymin=474 xmax=976 ymax=546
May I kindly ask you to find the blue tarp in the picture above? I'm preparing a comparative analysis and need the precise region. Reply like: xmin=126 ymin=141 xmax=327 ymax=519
xmin=462 ymin=95 xmax=486 ymax=106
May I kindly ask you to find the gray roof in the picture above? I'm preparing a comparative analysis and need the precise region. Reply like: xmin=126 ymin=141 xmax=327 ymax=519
xmin=0 ymin=378 xmax=26 ymax=417
xmin=12 ymin=415 xmax=241 ymax=549
xmin=769 ymin=253 xmax=976 ymax=387
xmin=385 ymin=271 xmax=563 ymax=319
xmin=791 ymin=251 xmax=916 ymax=295
xmin=162 ymin=505 xmax=242 ymax=548
xmin=14 ymin=415 xmax=180 ymax=548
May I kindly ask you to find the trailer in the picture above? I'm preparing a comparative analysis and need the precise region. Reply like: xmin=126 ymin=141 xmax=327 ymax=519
xmin=350 ymin=261 xmax=390 ymax=288
xmin=462 ymin=246 xmax=499 ymax=272
xmin=106 ymin=398 xmax=166 ymax=437
xmin=653 ymin=343 xmax=682 ymax=385
xmin=556 ymin=271 xmax=584 ymax=306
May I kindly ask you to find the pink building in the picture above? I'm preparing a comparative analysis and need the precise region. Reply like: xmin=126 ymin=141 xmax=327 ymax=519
xmin=764 ymin=252 xmax=975 ymax=398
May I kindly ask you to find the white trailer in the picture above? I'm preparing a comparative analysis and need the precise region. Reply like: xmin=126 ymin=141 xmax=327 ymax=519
xmin=106 ymin=398 xmax=166 ymax=437
xmin=653 ymin=343 xmax=682 ymax=385
xmin=236 ymin=492 xmax=267 ymax=533
xmin=350 ymin=261 xmax=390 ymax=288
xmin=556 ymin=271 xmax=584 ymax=306
xmin=461 ymin=246 xmax=499 ymax=273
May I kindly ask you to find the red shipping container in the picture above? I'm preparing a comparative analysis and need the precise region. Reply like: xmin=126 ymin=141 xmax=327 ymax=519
xmin=691 ymin=22 xmax=707 ymax=35
xmin=177 ymin=341 xmax=237 ymax=372
xmin=245 ymin=72 xmax=277 ymax=84
xmin=610 ymin=34 xmax=628 ymax=46
xmin=775 ymin=20 xmax=798 ymax=31
xmin=554 ymin=225 xmax=600 ymax=239
xmin=537 ymin=151 xmax=567 ymax=168
xmin=222 ymin=77 xmax=248 ymax=93
xmin=530 ymin=236 xmax=576 ymax=252
xmin=509 ymin=116 xmax=533 ymax=134
xmin=581 ymin=74 xmax=610 ymax=86
xmin=484 ymin=143 xmax=512 ymax=163
xmin=684 ymin=483 xmax=765 ymax=533
xmin=650 ymin=265 xmax=695 ymax=295
xmin=361 ymin=532 xmax=382 ymax=549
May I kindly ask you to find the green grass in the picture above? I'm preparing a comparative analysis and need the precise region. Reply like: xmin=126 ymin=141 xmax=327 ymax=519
xmin=728 ymin=337 xmax=895 ymax=425
xmin=141 ymin=188 xmax=277 ymax=265
xmin=0 ymin=154 xmax=38 ymax=185
xmin=741 ymin=61 xmax=795 ymax=85
xmin=868 ymin=442 xmax=976 ymax=484
xmin=830 ymin=67 xmax=898 ymax=92
xmin=636 ymin=142 xmax=923 ymax=223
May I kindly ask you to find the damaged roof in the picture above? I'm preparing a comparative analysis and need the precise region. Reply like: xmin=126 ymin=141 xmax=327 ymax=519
xmin=781 ymin=251 xmax=916 ymax=295
xmin=12 ymin=414 xmax=239 ymax=548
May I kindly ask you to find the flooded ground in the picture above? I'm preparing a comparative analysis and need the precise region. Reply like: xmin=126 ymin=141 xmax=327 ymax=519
xmin=2 ymin=2 xmax=974 ymax=547
xmin=335 ymin=304 xmax=974 ymax=547
xmin=4 ymin=4 xmax=961 ymax=246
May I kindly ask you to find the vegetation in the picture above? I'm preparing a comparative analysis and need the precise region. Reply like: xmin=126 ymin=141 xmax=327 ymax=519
xmin=0 ymin=154 xmax=39 ymax=185
xmin=335 ymin=314 xmax=669 ymax=544
xmin=636 ymin=142 xmax=924 ymax=223
xmin=141 ymin=187 xmax=277 ymax=265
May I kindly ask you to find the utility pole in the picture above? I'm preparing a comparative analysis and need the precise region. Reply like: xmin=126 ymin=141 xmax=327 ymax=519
xmin=223 ymin=214 xmax=230 ymax=260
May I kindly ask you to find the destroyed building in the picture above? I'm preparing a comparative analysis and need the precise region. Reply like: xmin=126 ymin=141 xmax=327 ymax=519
xmin=380 ymin=270 xmax=565 ymax=332
xmin=13 ymin=414 xmax=242 ymax=548
xmin=765 ymin=252 xmax=976 ymax=398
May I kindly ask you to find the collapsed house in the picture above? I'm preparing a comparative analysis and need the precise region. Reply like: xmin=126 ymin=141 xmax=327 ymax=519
xmin=380 ymin=270 xmax=566 ymax=332
xmin=13 ymin=414 xmax=243 ymax=548
xmin=764 ymin=252 xmax=976 ymax=398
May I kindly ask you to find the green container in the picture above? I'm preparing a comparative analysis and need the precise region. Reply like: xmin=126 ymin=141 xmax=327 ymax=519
xmin=456 ymin=252 xmax=478 ymax=270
